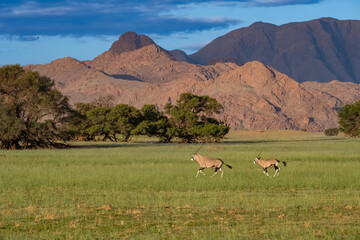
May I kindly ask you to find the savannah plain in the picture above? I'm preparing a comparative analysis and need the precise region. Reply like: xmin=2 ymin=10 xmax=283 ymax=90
xmin=0 ymin=130 xmax=359 ymax=239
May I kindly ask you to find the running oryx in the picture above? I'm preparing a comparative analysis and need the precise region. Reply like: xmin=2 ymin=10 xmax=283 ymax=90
xmin=254 ymin=153 xmax=287 ymax=177
xmin=190 ymin=145 xmax=233 ymax=178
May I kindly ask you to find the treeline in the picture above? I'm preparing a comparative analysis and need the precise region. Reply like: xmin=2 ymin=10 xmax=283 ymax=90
xmin=0 ymin=65 xmax=229 ymax=149
xmin=68 ymin=93 xmax=229 ymax=143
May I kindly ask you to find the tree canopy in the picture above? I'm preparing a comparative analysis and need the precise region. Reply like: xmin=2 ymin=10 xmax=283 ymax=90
xmin=132 ymin=105 xmax=173 ymax=143
xmin=338 ymin=100 xmax=360 ymax=137
xmin=164 ymin=92 xmax=229 ymax=143
xmin=0 ymin=65 xmax=73 ymax=149
xmin=69 ymin=93 xmax=230 ymax=143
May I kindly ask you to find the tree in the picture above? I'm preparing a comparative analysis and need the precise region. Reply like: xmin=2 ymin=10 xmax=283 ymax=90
xmin=189 ymin=123 xmax=230 ymax=143
xmin=67 ymin=97 xmax=115 ymax=141
xmin=164 ymin=93 xmax=229 ymax=143
xmin=70 ymin=103 xmax=143 ymax=142
xmin=108 ymin=104 xmax=142 ymax=142
xmin=0 ymin=105 xmax=26 ymax=149
xmin=0 ymin=65 xmax=73 ymax=149
xmin=338 ymin=100 xmax=360 ymax=137
xmin=132 ymin=105 xmax=173 ymax=142
xmin=85 ymin=107 xmax=114 ymax=141
xmin=65 ymin=102 xmax=94 ymax=141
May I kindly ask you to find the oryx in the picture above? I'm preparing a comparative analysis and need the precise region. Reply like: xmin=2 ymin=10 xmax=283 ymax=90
xmin=254 ymin=152 xmax=287 ymax=177
xmin=190 ymin=145 xmax=232 ymax=178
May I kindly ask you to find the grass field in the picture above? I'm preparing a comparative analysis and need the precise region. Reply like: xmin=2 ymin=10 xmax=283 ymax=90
xmin=0 ymin=131 xmax=359 ymax=239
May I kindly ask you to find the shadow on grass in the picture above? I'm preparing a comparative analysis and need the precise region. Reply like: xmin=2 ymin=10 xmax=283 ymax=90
xmin=69 ymin=142 xmax=158 ymax=149
xmin=222 ymin=137 xmax=347 ymax=145
xmin=67 ymin=137 xmax=347 ymax=149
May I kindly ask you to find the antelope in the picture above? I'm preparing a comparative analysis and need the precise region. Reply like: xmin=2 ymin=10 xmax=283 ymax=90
xmin=190 ymin=145 xmax=232 ymax=178
xmin=254 ymin=153 xmax=287 ymax=177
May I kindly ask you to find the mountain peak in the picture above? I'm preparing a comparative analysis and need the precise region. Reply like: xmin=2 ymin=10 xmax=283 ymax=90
xmin=189 ymin=18 xmax=360 ymax=83
xmin=248 ymin=21 xmax=277 ymax=28
xmin=109 ymin=32 xmax=155 ymax=54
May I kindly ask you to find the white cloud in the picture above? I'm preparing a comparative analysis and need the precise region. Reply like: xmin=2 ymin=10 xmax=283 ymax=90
xmin=11 ymin=2 xmax=75 ymax=16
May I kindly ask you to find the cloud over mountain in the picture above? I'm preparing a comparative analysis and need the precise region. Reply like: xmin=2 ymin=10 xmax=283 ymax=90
xmin=0 ymin=0 xmax=323 ymax=38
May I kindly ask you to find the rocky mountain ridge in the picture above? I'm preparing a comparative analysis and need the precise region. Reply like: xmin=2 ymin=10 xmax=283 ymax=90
xmin=25 ymin=26 xmax=360 ymax=131
xmin=188 ymin=18 xmax=360 ymax=83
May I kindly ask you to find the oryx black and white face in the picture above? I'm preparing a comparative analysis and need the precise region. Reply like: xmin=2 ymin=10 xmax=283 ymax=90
xmin=191 ymin=154 xmax=196 ymax=161
xmin=254 ymin=152 xmax=262 ymax=164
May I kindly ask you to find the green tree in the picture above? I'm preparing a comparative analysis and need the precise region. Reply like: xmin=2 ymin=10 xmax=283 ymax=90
xmin=132 ymin=105 xmax=173 ymax=142
xmin=164 ymin=93 xmax=229 ymax=143
xmin=0 ymin=65 xmax=73 ymax=149
xmin=85 ymin=107 xmax=114 ymax=141
xmin=67 ymin=102 xmax=95 ymax=141
xmin=108 ymin=104 xmax=142 ymax=142
xmin=0 ymin=105 xmax=26 ymax=149
xmin=338 ymin=100 xmax=360 ymax=137
xmin=70 ymin=103 xmax=143 ymax=142
xmin=68 ymin=97 xmax=115 ymax=141
xmin=189 ymin=123 xmax=230 ymax=143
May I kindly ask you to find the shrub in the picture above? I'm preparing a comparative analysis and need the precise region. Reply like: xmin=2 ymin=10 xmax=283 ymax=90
xmin=324 ymin=128 xmax=339 ymax=136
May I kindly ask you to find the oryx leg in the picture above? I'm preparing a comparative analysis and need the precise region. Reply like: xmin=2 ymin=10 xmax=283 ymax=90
xmin=263 ymin=168 xmax=269 ymax=176
xmin=274 ymin=166 xmax=280 ymax=177
xmin=210 ymin=168 xmax=219 ymax=178
xmin=219 ymin=168 xmax=224 ymax=178
xmin=195 ymin=168 xmax=206 ymax=178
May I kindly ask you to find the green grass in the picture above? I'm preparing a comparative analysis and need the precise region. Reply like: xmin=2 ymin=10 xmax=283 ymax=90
xmin=0 ymin=131 xmax=359 ymax=239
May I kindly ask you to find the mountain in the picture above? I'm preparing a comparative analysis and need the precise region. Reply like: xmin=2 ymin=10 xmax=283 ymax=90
xmin=24 ymin=31 xmax=360 ymax=131
xmin=156 ymin=61 xmax=355 ymax=131
xmin=108 ymin=31 xmax=155 ymax=54
xmin=189 ymin=18 xmax=360 ymax=83
xmin=90 ymin=44 xmax=237 ymax=84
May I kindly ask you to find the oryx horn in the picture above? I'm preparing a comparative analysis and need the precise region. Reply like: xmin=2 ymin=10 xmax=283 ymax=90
xmin=194 ymin=144 xmax=204 ymax=154
xmin=257 ymin=152 xmax=262 ymax=158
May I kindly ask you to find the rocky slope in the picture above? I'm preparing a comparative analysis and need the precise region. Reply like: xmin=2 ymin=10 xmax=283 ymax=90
xmin=189 ymin=18 xmax=360 ymax=83
xmin=25 ymin=32 xmax=360 ymax=131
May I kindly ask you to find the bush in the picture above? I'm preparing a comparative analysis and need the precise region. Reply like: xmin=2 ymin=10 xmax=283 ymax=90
xmin=324 ymin=128 xmax=339 ymax=136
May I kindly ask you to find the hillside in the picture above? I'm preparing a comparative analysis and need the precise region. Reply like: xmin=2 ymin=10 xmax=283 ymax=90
xmin=25 ymin=31 xmax=360 ymax=131
xmin=189 ymin=18 xmax=360 ymax=83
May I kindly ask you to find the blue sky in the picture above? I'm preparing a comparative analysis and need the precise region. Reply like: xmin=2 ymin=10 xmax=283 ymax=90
xmin=1 ymin=0 xmax=359 ymax=66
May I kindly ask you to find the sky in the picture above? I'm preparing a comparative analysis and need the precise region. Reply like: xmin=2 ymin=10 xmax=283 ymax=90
xmin=1 ymin=0 xmax=359 ymax=66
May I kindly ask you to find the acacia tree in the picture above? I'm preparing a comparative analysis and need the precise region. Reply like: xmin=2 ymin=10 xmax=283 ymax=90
xmin=164 ymin=93 xmax=229 ymax=143
xmin=65 ymin=102 xmax=95 ymax=141
xmin=0 ymin=65 xmax=73 ymax=149
xmin=338 ymin=100 xmax=360 ymax=137
xmin=132 ymin=104 xmax=173 ymax=142
xmin=85 ymin=107 xmax=114 ymax=141
xmin=67 ymin=96 xmax=115 ymax=141
xmin=108 ymin=104 xmax=142 ymax=142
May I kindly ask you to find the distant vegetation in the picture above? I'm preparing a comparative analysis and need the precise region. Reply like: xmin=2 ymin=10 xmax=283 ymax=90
xmin=0 ymin=66 xmax=229 ymax=149
xmin=70 ymin=92 xmax=229 ymax=144
xmin=338 ymin=99 xmax=360 ymax=137
xmin=324 ymin=128 xmax=339 ymax=136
